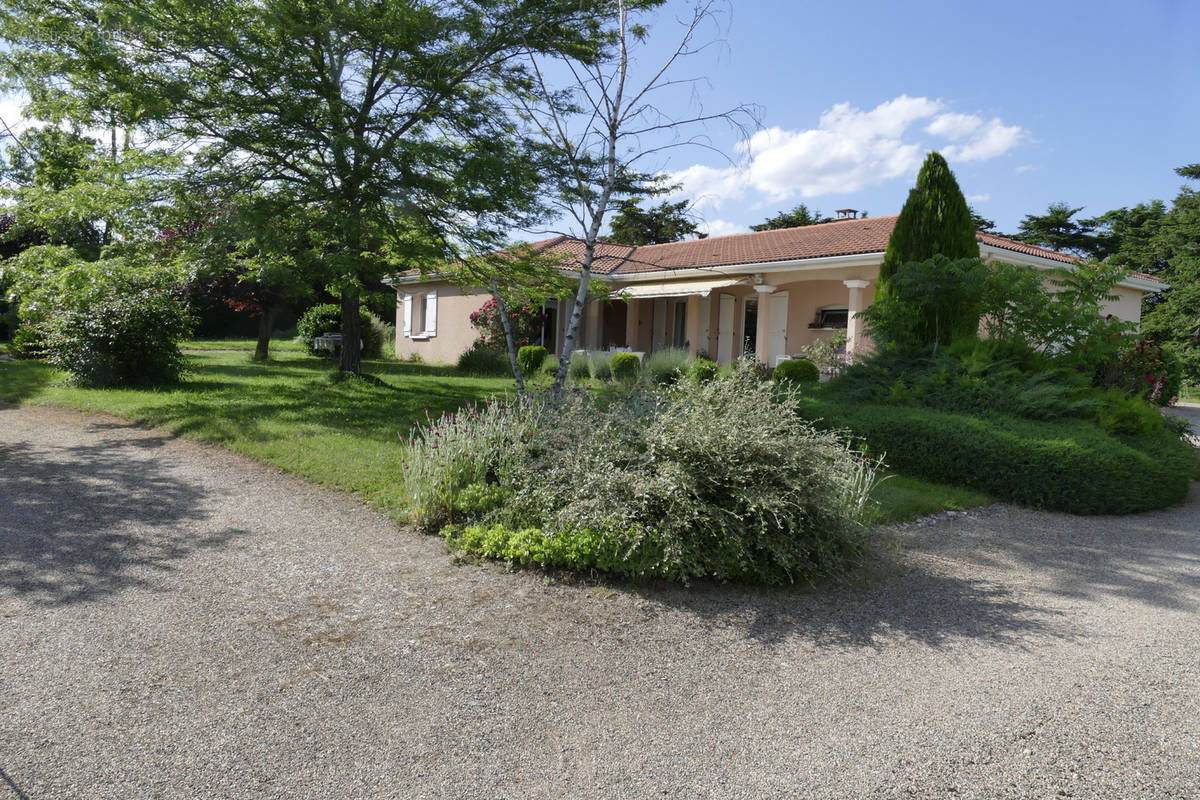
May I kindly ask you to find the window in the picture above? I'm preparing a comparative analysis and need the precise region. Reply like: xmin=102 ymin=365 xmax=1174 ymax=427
xmin=672 ymin=300 xmax=687 ymax=348
xmin=403 ymin=290 xmax=437 ymax=338
xmin=809 ymin=306 xmax=848 ymax=329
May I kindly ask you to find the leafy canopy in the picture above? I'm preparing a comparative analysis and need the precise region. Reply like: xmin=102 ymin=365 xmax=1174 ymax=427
xmin=750 ymin=204 xmax=830 ymax=232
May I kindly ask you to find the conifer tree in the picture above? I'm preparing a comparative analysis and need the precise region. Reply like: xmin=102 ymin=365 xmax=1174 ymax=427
xmin=878 ymin=152 xmax=978 ymax=290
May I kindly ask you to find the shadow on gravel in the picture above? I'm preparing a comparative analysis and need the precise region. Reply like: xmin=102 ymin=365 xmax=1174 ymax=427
xmin=0 ymin=435 xmax=246 ymax=606
xmin=639 ymin=551 xmax=1066 ymax=651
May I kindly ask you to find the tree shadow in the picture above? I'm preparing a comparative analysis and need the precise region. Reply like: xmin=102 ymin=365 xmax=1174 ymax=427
xmin=635 ymin=548 xmax=1067 ymax=651
xmin=0 ymin=435 xmax=246 ymax=606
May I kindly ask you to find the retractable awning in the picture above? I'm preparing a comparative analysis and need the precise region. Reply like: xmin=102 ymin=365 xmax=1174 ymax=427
xmin=612 ymin=277 xmax=745 ymax=300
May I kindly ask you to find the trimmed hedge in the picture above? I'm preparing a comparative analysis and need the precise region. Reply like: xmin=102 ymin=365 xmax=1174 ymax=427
xmin=517 ymin=345 xmax=547 ymax=376
xmin=611 ymin=351 xmax=640 ymax=384
xmin=799 ymin=398 xmax=1198 ymax=515
xmin=775 ymin=358 xmax=820 ymax=385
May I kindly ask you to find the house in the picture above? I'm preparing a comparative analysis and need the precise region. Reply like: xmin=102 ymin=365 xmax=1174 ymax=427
xmin=389 ymin=212 xmax=1164 ymax=366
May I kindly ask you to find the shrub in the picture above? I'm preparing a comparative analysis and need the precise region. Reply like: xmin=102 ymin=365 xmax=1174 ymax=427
xmin=405 ymin=372 xmax=882 ymax=585
xmin=517 ymin=345 xmax=548 ymax=376
xmin=588 ymin=351 xmax=613 ymax=381
xmin=567 ymin=351 xmax=591 ymax=382
xmin=688 ymin=357 xmax=719 ymax=384
xmin=456 ymin=341 xmax=510 ymax=375
xmin=644 ymin=347 xmax=689 ymax=385
xmin=1095 ymin=338 xmax=1183 ymax=407
xmin=799 ymin=397 xmax=1197 ymax=514
xmin=1096 ymin=390 xmax=1164 ymax=437
xmin=774 ymin=358 xmax=820 ymax=385
xmin=41 ymin=277 xmax=193 ymax=387
xmin=611 ymin=352 xmax=640 ymax=384
xmin=297 ymin=303 xmax=383 ymax=358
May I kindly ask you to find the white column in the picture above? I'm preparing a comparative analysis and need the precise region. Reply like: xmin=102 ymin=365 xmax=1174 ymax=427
xmin=753 ymin=284 xmax=776 ymax=364
xmin=843 ymin=279 xmax=871 ymax=360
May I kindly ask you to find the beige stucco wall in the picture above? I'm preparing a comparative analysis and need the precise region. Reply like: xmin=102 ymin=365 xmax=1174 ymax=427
xmin=1101 ymin=286 xmax=1144 ymax=327
xmin=394 ymin=282 xmax=487 ymax=364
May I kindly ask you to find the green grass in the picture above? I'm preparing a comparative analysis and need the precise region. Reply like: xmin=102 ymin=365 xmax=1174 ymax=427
xmin=0 ymin=352 xmax=512 ymax=518
xmin=1181 ymin=383 xmax=1200 ymax=403
xmin=181 ymin=337 xmax=306 ymax=352
xmin=869 ymin=474 xmax=992 ymax=524
xmin=0 ymin=351 xmax=992 ymax=527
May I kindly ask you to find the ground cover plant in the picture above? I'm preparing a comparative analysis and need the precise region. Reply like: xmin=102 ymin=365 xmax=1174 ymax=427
xmin=402 ymin=365 xmax=883 ymax=584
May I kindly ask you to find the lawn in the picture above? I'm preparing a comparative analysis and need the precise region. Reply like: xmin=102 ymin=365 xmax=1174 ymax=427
xmin=0 ymin=348 xmax=987 ymax=525
xmin=180 ymin=337 xmax=306 ymax=352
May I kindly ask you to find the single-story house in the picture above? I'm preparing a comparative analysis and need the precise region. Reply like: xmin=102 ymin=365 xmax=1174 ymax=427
xmin=389 ymin=211 xmax=1164 ymax=367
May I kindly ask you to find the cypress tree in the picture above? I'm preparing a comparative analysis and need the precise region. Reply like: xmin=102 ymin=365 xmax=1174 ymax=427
xmin=878 ymin=152 xmax=979 ymax=289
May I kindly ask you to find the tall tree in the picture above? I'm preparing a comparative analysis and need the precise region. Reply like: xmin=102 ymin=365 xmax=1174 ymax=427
xmin=878 ymin=151 xmax=978 ymax=290
xmin=1085 ymin=201 xmax=1169 ymax=272
xmin=518 ymin=0 xmax=757 ymax=395
xmin=749 ymin=203 xmax=830 ymax=231
xmin=1140 ymin=164 xmax=1200 ymax=382
xmin=606 ymin=197 xmax=703 ymax=245
xmin=2 ymin=0 xmax=603 ymax=373
xmin=1014 ymin=202 xmax=1100 ymax=256
xmin=968 ymin=205 xmax=997 ymax=233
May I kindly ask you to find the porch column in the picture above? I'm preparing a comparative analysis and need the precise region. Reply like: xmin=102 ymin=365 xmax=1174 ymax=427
xmin=685 ymin=295 xmax=701 ymax=357
xmin=625 ymin=298 xmax=640 ymax=351
xmin=753 ymin=283 xmax=776 ymax=364
xmin=843 ymin=279 xmax=871 ymax=360
xmin=584 ymin=298 xmax=604 ymax=350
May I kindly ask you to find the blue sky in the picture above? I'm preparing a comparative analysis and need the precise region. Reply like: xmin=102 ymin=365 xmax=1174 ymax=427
xmin=614 ymin=0 xmax=1199 ymax=239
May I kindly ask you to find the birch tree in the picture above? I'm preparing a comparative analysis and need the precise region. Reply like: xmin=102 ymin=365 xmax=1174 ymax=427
xmin=519 ymin=0 xmax=758 ymax=395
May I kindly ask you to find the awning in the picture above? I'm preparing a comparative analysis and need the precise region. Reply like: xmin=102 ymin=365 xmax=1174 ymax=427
xmin=611 ymin=277 xmax=745 ymax=300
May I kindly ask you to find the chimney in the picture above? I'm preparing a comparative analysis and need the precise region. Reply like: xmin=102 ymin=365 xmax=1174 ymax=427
xmin=835 ymin=208 xmax=858 ymax=220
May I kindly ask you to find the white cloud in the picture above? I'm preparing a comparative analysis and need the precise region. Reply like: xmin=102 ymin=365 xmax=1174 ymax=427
xmin=0 ymin=93 xmax=34 ymax=140
xmin=966 ymin=193 xmax=991 ymax=203
xmin=697 ymin=218 xmax=746 ymax=238
xmin=669 ymin=96 xmax=1027 ymax=213
xmin=1015 ymin=164 xmax=1037 ymax=174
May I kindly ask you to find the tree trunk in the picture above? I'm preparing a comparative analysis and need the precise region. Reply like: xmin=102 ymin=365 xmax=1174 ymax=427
xmin=492 ymin=279 xmax=525 ymax=393
xmin=551 ymin=267 xmax=592 ymax=397
xmin=339 ymin=290 xmax=362 ymax=374
xmin=253 ymin=305 xmax=278 ymax=361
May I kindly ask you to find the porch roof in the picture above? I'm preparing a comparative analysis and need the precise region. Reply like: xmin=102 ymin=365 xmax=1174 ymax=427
xmin=612 ymin=276 xmax=745 ymax=299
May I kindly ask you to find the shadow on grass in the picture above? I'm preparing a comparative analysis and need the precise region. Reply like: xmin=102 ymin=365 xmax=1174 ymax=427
xmin=0 ymin=434 xmax=246 ymax=606
xmin=0 ymin=359 xmax=57 ymax=405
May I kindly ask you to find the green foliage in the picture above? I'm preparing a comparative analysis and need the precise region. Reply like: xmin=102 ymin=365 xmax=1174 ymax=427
xmin=798 ymin=330 xmax=847 ymax=372
xmin=774 ymin=358 xmax=820 ymax=384
xmin=517 ymin=345 xmax=548 ymax=376
xmin=1094 ymin=338 xmax=1182 ymax=407
xmin=31 ymin=260 xmax=194 ymax=386
xmin=1140 ymin=166 xmax=1200 ymax=384
xmin=878 ymin=152 xmax=978 ymax=291
xmin=407 ymin=372 xmax=882 ymax=584
xmin=610 ymin=351 xmax=640 ymax=384
xmin=644 ymin=347 xmax=689 ymax=385
xmin=587 ymin=351 xmax=613 ymax=381
xmin=456 ymin=342 xmax=510 ymax=376
xmin=749 ymin=204 xmax=830 ymax=232
xmin=688 ymin=356 xmax=719 ymax=384
xmin=469 ymin=297 xmax=544 ymax=351
xmin=606 ymin=197 xmax=701 ymax=245
xmin=296 ymin=303 xmax=383 ymax=358
xmin=861 ymin=255 xmax=990 ymax=350
xmin=1095 ymin=390 xmax=1165 ymax=437
xmin=800 ymin=397 xmax=1197 ymax=515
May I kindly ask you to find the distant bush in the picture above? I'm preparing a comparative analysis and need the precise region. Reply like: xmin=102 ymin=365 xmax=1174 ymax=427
xmin=517 ymin=345 xmax=548 ymax=376
xmin=297 ymin=303 xmax=383 ymax=358
xmin=688 ymin=357 xmax=719 ymax=384
xmin=588 ymin=351 xmax=613 ymax=381
xmin=567 ymin=351 xmax=591 ymax=382
xmin=645 ymin=347 xmax=689 ymax=385
xmin=456 ymin=341 xmax=510 ymax=375
xmin=405 ymin=372 xmax=882 ymax=584
xmin=611 ymin=352 xmax=640 ymax=384
xmin=799 ymin=397 xmax=1197 ymax=514
xmin=774 ymin=358 xmax=820 ymax=385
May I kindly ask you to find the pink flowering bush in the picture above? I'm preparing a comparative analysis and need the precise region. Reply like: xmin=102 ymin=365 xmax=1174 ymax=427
xmin=468 ymin=298 xmax=545 ymax=351
xmin=1095 ymin=336 xmax=1183 ymax=407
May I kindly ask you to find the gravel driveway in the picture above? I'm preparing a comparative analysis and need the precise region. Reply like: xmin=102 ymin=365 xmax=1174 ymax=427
xmin=2 ymin=405 xmax=1199 ymax=799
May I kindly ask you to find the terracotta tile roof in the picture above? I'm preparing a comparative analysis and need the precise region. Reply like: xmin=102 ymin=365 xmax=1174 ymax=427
xmin=496 ymin=217 xmax=1165 ymax=286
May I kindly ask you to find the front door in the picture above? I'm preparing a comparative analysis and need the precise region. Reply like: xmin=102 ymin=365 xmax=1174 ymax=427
xmin=768 ymin=292 xmax=789 ymax=364
xmin=716 ymin=294 xmax=735 ymax=365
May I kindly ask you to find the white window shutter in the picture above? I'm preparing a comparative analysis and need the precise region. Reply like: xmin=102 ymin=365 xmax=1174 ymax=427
xmin=402 ymin=294 xmax=412 ymax=338
xmin=425 ymin=291 xmax=437 ymax=336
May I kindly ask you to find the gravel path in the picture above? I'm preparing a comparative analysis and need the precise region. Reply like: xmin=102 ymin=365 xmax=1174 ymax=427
xmin=2 ymin=405 xmax=1199 ymax=799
